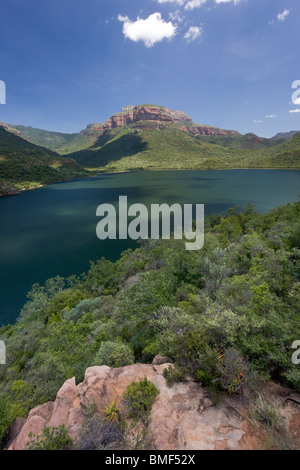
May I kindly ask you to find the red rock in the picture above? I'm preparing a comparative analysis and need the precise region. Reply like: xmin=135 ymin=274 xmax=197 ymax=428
xmin=8 ymin=362 xmax=300 ymax=451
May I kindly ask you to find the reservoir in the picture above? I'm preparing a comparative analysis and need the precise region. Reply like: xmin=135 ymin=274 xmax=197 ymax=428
xmin=0 ymin=169 xmax=299 ymax=325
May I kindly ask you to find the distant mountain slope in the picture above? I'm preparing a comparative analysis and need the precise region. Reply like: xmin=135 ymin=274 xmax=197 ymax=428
xmin=195 ymin=132 xmax=286 ymax=150
xmin=10 ymin=125 xmax=77 ymax=152
xmin=235 ymin=131 xmax=300 ymax=169
xmin=271 ymin=131 xmax=299 ymax=141
xmin=0 ymin=126 xmax=88 ymax=196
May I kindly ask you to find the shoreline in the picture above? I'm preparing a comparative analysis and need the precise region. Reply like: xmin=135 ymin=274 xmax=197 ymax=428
xmin=1 ymin=166 xmax=300 ymax=197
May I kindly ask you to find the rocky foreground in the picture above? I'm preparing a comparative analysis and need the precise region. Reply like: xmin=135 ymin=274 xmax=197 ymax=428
xmin=7 ymin=359 xmax=300 ymax=451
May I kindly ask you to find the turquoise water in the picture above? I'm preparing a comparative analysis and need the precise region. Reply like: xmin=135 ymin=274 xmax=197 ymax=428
xmin=0 ymin=170 xmax=299 ymax=325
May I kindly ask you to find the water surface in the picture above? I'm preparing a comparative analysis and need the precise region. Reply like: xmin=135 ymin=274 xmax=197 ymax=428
xmin=1 ymin=170 xmax=299 ymax=325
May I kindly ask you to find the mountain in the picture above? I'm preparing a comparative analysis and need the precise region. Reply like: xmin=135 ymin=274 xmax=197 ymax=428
xmin=0 ymin=125 xmax=88 ymax=196
xmin=3 ymin=105 xmax=300 ymax=186
xmin=9 ymin=105 xmax=240 ymax=155
xmin=58 ymin=105 xmax=300 ymax=171
xmin=271 ymin=131 xmax=300 ymax=141
xmin=10 ymin=125 xmax=77 ymax=152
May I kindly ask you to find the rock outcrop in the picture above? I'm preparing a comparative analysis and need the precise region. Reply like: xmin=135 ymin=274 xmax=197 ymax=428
xmin=0 ymin=122 xmax=24 ymax=139
xmin=85 ymin=105 xmax=237 ymax=136
xmin=7 ymin=361 xmax=300 ymax=451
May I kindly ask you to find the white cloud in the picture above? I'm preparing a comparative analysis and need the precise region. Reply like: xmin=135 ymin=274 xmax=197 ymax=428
xmin=184 ymin=26 xmax=203 ymax=41
xmin=118 ymin=15 xmax=129 ymax=22
xmin=118 ymin=13 xmax=177 ymax=48
xmin=185 ymin=0 xmax=206 ymax=10
xmin=289 ymin=109 xmax=300 ymax=113
xmin=169 ymin=10 xmax=184 ymax=23
xmin=214 ymin=0 xmax=241 ymax=4
xmin=157 ymin=0 xmax=186 ymax=4
xmin=277 ymin=9 xmax=290 ymax=22
xmin=265 ymin=114 xmax=277 ymax=118
xmin=253 ymin=120 xmax=262 ymax=123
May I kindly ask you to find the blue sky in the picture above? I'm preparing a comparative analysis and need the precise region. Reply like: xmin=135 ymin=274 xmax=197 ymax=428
xmin=0 ymin=0 xmax=299 ymax=137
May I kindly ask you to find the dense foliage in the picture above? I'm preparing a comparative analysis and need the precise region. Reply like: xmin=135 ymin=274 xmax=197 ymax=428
xmin=0 ymin=202 xmax=299 ymax=445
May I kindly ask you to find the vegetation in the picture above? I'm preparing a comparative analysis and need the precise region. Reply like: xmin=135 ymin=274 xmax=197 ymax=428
xmin=11 ymin=125 xmax=77 ymax=152
xmin=26 ymin=424 xmax=72 ymax=450
xmin=93 ymin=341 xmax=135 ymax=368
xmin=0 ymin=127 xmax=89 ymax=194
xmin=249 ymin=392 xmax=299 ymax=450
xmin=123 ymin=378 xmax=159 ymax=422
xmin=0 ymin=202 xmax=299 ymax=445
xmin=101 ymin=398 xmax=122 ymax=423
xmin=65 ymin=126 xmax=300 ymax=171
xmin=1 ymin=119 xmax=299 ymax=194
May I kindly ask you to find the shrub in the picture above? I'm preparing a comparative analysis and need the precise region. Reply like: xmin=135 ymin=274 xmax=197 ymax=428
xmin=101 ymin=398 xmax=122 ymax=423
xmin=79 ymin=416 xmax=124 ymax=450
xmin=26 ymin=424 xmax=73 ymax=450
xmin=163 ymin=365 xmax=185 ymax=386
xmin=93 ymin=341 xmax=135 ymax=368
xmin=0 ymin=395 xmax=12 ymax=445
xmin=123 ymin=378 xmax=159 ymax=422
xmin=216 ymin=348 xmax=248 ymax=394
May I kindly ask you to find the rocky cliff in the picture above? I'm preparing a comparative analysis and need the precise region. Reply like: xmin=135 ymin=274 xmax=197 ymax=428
xmin=7 ymin=360 xmax=300 ymax=451
xmin=86 ymin=105 xmax=237 ymax=136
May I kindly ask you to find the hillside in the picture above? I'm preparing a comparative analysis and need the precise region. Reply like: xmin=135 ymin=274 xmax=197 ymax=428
xmin=0 ymin=126 xmax=88 ymax=196
xmin=10 ymin=125 xmax=77 ymax=152
xmin=0 ymin=202 xmax=299 ymax=449
xmin=2 ymin=105 xmax=300 ymax=183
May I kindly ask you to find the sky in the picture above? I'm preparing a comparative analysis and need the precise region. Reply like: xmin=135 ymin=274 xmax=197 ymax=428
xmin=0 ymin=0 xmax=299 ymax=137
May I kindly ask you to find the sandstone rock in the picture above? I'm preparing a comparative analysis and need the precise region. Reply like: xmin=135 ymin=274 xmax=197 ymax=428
xmin=7 ymin=363 xmax=300 ymax=451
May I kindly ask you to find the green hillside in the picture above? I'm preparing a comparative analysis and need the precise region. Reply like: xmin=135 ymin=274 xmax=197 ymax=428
xmin=0 ymin=127 xmax=88 ymax=195
xmin=65 ymin=125 xmax=300 ymax=171
xmin=196 ymin=132 xmax=286 ymax=150
xmin=234 ymin=131 xmax=300 ymax=169
xmin=11 ymin=125 xmax=77 ymax=152
xmin=65 ymin=125 xmax=239 ymax=170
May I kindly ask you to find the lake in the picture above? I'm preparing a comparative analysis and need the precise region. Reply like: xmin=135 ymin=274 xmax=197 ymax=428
xmin=1 ymin=169 xmax=299 ymax=325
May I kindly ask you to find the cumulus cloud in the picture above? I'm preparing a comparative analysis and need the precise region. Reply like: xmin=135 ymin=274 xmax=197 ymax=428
xmin=265 ymin=114 xmax=277 ymax=119
xmin=185 ymin=0 xmax=206 ymax=10
xmin=253 ymin=120 xmax=262 ymax=123
xmin=289 ymin=109 xmax=300 ymax=113
xmin=277 ymin=9 xmax=290 ymax=22
xmin=118 ymin=13 xmax=176 ymax=48
xmin=184 ymin=26 xmax=203 ymax=41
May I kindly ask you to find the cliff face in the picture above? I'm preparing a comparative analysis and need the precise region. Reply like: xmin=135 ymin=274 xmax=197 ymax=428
xmin=7 ymin=360 xmax=300 ymax=451
xmin=86 ymin=105 xmax=237 ymax=136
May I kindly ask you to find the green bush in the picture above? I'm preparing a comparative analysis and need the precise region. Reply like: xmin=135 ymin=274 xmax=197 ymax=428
xmin=123 ymin=378 xmax=159 ymax=422
xmin=0 ymin=395 xmax=12 ymax=445
xmin=26 ymin=424 xmax=73 ymax=450
xmin=163 ymin=365 xmax=185 ymax=386
xmin=93 ymin=341 xmax=135 ymax=368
